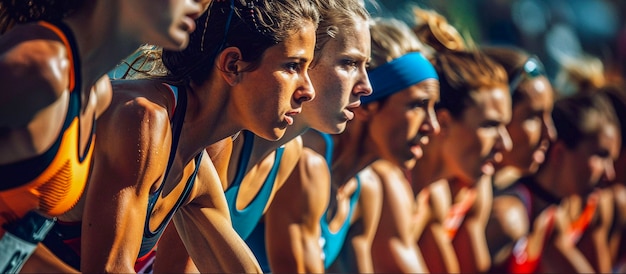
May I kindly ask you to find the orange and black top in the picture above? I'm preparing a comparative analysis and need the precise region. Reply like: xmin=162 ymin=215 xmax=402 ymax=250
xmin=0 ymin=21 xmax=92 ymax=232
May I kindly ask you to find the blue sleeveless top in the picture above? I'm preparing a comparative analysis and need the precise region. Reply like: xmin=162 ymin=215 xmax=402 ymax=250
xmin=245 ymin=178 xmax=362 ymax=271
xmin=317 ymin=131 xmax=361 ymax=268
xmin=320 ymin=178 xmax=361 ymax=268
xmin=224 ymin=131 xmax=285 ymax=240
xmin=246 ymin=221 xmax=271 ymax=272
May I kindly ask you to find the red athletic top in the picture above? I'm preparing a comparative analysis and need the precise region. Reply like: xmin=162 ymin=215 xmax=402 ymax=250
xmin=566 ymin=191 xmax=599 ymax=245
xmin=443 ymin=189 xmax=477 ymax=239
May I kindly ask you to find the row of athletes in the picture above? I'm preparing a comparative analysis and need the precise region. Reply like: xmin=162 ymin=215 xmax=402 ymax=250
xmin=1 ymin=0 xmax=625 ymax=273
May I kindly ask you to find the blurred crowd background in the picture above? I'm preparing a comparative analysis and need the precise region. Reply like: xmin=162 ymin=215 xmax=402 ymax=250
xmin=366 ymin=0 xmax=626 ymax=95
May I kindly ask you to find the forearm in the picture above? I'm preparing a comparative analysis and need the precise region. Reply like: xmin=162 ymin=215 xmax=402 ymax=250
xmin=350 ymin=237 xmax=374 ymax=273
xmin=387 ymin=239 xmax=428 ymax=273
xmin=588 ymin=229 xmax=612 ymax=273
xmin=20 ymin=244 xmax=78 ymax=273
xmin=543 ymin=238 xmax=594 ymax=273
xmin=419 ymin=224 xmax=459 ymax=273
xmin=267 ymin=224 xmax=324 ymax=273
xmin=152 ymin=223 xmax=199 ymax=273
xmin=174 ymin=207 xmax=261 ymax=273
xmin=453 ymin=219 xmax=491 ymax=272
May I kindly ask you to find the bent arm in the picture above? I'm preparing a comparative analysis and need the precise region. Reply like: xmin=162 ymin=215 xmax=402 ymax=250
xmin=542 ymin=209 xmax=595 ymax=273
xmin=453 ymin=177 xmax=492 ymax=273
xmin=174 ymin=154 xmax=261 ymax=273
xmin=349 ymin=168 xmax=382 ymax=273
xmin=81 ymin=98 xmax=172 ymax=272
xmin=265 ymin=148 xmax=329 ymax=273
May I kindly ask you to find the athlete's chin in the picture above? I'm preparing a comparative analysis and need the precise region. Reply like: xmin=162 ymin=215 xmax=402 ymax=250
xmin=159 ymin=30 xmax=190 ymax=51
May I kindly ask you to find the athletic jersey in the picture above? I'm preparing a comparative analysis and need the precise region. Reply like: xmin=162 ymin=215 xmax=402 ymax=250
xmin=246 ymin=221 xmax=271 ymax=273
xmin=224 ymin=130 xmax=285 ymax=240
xmin=442 ymin=188 xmax=477 ymax=239
xmin=496 ymin=177 xmax=557 ymax=273
xmin=42 ymin=84 xmax=201 ymax=272
xmin=316 ymin=131 xmax=362 ymax=268
xmin=0 ymin=21 xmax=91 ymax=233
xmin=320 ymin=176 xmax=361 ymax=268
xmin=566 ymin=191 xmax=599 ymax=245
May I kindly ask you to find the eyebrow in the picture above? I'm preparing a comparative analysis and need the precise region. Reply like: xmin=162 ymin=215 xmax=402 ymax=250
xmin=286 ymin=56 xmax=311 ymax=63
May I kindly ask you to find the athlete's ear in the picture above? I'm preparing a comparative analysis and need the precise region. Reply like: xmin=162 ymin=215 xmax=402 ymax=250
xmin=217 ymin=47 xmax=242 ymax=85
xmin=354 ymin=101 xmax=380 ymax=122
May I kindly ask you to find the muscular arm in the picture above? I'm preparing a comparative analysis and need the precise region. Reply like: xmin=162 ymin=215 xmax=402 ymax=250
xmin=264 ymin=148 xmax=329 ymax=273
xmin=453 ymin=176 xmax=492 ymax=273
xmin=173 ymin=153 xmax=261 ymax=273
xmin=577 ymin=190 xmax=613 ymax=273
xmin=81 ymin=94 xmax=172 ymax=272
xmin=419 ymin=182 xmax=460 ymax=273
xmin=370 ymin=161 xmax=426 ymax=273
xmin=345 ymin=167 xmax=382 ymax=273
xmin=485 ymin=195 xmax=530 ymax=271
xmin=541 ymin=208 xmax=595 ymax=273
xmin=0 ymin=26 xmax=69 ymax=127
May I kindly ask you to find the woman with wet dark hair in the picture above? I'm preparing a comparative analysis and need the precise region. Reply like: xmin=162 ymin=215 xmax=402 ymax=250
xmin=39 ymin=0 xmax=319 ymax=272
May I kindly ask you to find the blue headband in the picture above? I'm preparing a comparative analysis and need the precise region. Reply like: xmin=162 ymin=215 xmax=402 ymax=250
xmin=362 ymin=52 xmax=438 ymax=104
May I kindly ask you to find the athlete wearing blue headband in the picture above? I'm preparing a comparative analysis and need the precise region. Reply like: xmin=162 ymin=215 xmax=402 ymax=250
xmin=363 ymin=52 xmax=438 ymax=104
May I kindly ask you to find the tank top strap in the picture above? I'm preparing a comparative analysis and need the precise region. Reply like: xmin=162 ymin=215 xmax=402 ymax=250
xmin=320 ymin=175 xmax=362 ymax=268
xmin=140 ymin=84 xmax=189 ymax=256
xmin=567 ymin=191 xmax=600 ymax=245
xmin=226 ymin=131 xmax=285 ymax=239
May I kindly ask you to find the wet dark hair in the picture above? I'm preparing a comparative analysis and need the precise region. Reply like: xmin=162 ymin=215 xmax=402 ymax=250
xmin=161 ymin=0 xmax=319 ymax=85
xmin=0 ymin=0 xmax=83 ymax=33
xmin=552 ymin=91 xmax=619 ymax=149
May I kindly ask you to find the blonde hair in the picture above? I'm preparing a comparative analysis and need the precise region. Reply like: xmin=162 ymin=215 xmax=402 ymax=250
xmin=312 ymin=0 xmax=369 ymax=59
xmin=369 ymin=17 xmax=425 ymax=69
xmin=555 ymin=54 xmax=606 ymax=96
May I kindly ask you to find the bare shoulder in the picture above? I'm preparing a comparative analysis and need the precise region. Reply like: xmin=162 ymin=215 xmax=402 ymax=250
xmin=355 ymin=165 xmax=383 ymax=202
xmin=94 ymin=79 xmax=174 ymax=185
xmin=274 ymin=136 xmax=304 ymax=190
xmin=0 ymin=23 xmax=71 ymax=125
xmin=366 ymin=160 xmax=405 ymax=198
xmin=269 ymin=147 xmax=330 ymax=221
xmin=490 ymin=194 xmax=530 ymax=241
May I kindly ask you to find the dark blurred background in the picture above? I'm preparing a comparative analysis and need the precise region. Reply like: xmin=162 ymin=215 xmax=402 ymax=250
xmin=365 ymin=0 xmax=626 ymax=92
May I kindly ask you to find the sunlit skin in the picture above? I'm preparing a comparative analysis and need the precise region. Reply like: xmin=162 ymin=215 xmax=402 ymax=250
xmin=140 ymin=16 xmax=371 ymax=274
xmin=499 ymin=76 xmax=557 ymax=175
xmin=302 ymin=18 xmax=372 ymax=134
xmin=44 ymin=18 xmax=318 ymax=273
xmin=442 ymin=86 xmax=513 ymax=185
xmin=368 ymin=79 xmax=440 ymax=170
xmin=122 ymin=0 xmax=212 ymax=50
xmin=559 ymin=124 xmax=620 ymax=196
xmin=0 ymin=0 xmax=212 ymax=272
xmin=227 ymin=20 xmax=316 ymax=141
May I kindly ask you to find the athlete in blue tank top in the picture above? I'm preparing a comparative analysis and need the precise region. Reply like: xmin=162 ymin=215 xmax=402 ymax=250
xmin=225 ymin=131 xmax=286 ymax=240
